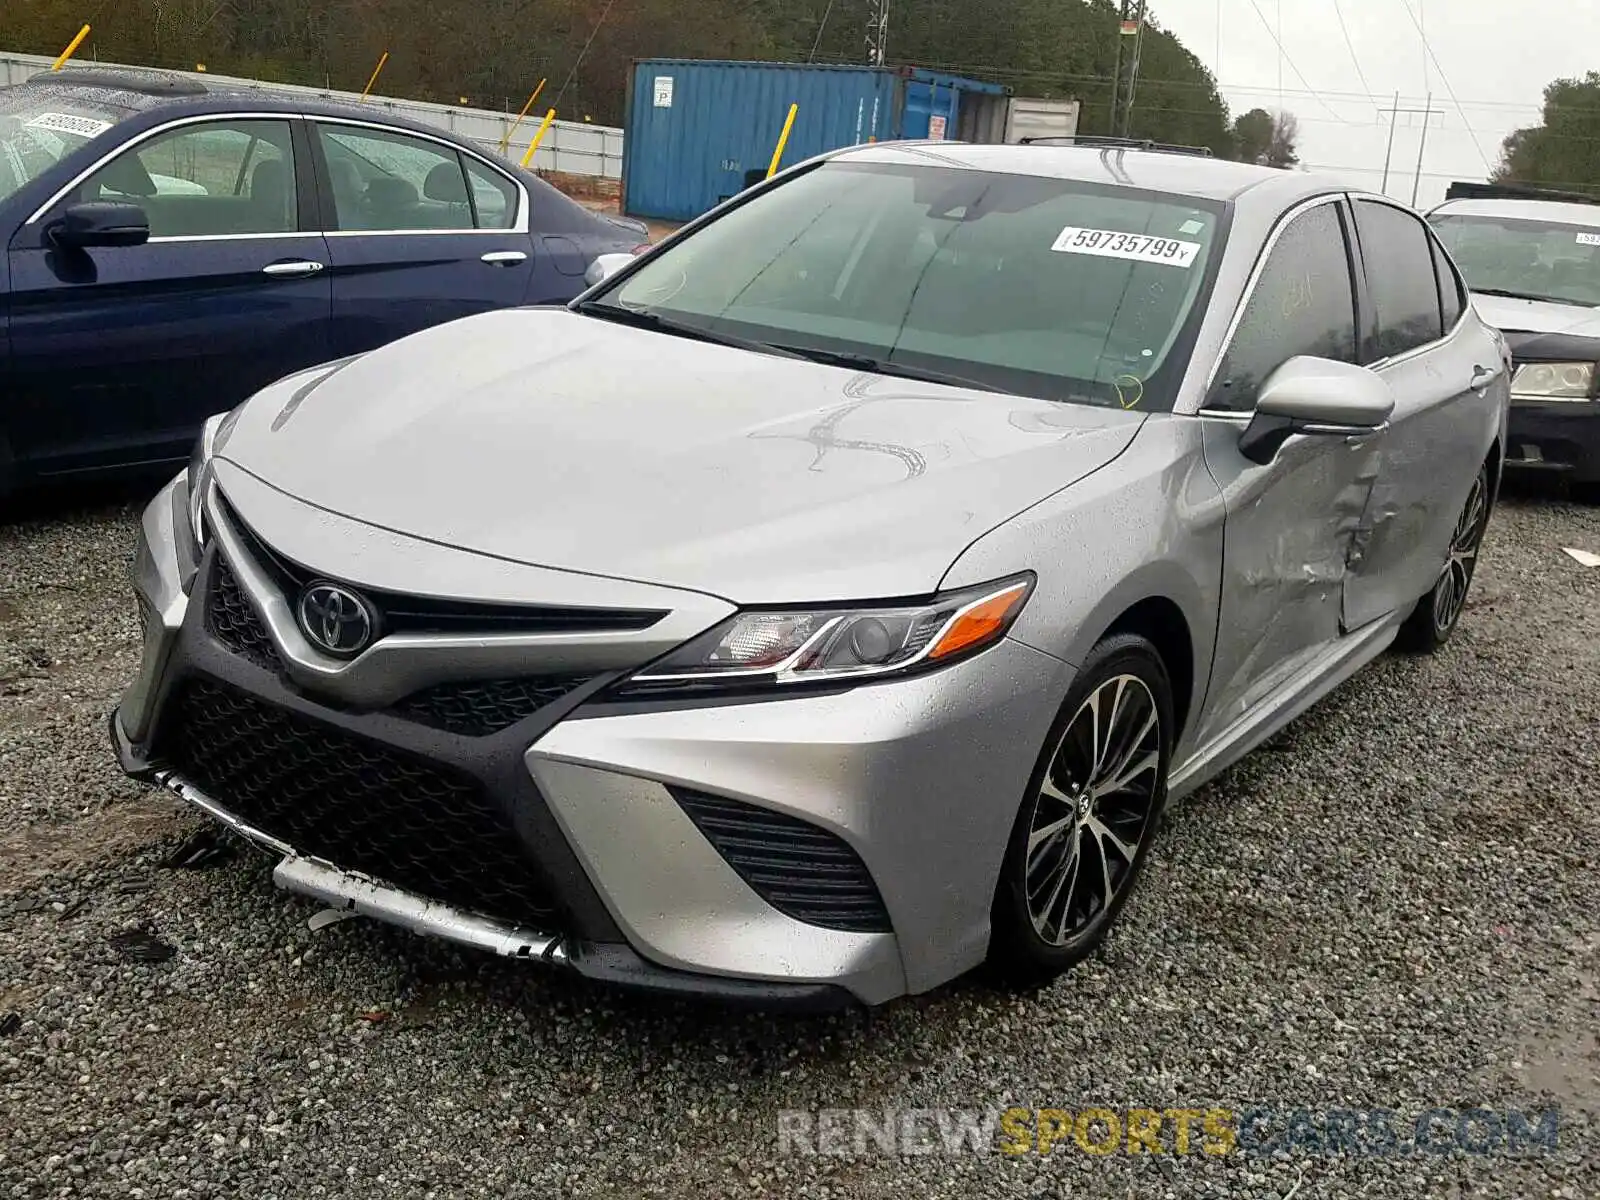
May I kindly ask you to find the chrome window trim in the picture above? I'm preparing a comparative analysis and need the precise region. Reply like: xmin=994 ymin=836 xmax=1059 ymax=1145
xmin=308 ymin=114 xmax=530 ymax=234
xmin=147 ymin=231 xmax=325 ymax=244
xmin=26 ymin=111 xmax=307 ymax=227
xmin=26 ymin=109 xmax=530 ymax=238
xmin=1199 ymin=192 xmax=1350 ymax=400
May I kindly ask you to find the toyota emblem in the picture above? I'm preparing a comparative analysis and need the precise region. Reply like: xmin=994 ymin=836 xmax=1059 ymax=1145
xmin=297 ymin=581 xmax=377 ymax=657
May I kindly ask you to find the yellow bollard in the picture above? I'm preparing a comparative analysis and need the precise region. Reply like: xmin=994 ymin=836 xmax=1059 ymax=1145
xmin=520 ymin=109 xmax=557 ymax=169
xmin=360 ymin=51 xmax=389 ymax=102
xmin=52 ymin=24 xmax=91 ymax=71
xmin=767 ymin=103 xmax=798 ymax=179
xmin=499 ymin=79 xmax=547 ymax=155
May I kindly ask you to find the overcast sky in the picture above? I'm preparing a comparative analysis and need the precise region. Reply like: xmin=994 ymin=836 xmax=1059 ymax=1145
xmin=1151 ymin=0 xmax=1599 ymax=208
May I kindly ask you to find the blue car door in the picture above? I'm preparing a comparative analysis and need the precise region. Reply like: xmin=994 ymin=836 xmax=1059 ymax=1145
xmin=309 ymin=119 xmax=543 ymax=357
xmin=5 ymin=115 xmax=332 ymax=477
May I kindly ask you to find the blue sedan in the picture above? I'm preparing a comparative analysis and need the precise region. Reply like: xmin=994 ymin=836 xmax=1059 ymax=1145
xmin=0 ymin=67 xmax=649 ymax=496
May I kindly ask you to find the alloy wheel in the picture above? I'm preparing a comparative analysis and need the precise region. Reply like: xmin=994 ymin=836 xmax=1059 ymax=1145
xmin=1432 ymin=467 xmax=1489 ymax=635
xmin=1023 ymin=674 xmax=1162 ymax=946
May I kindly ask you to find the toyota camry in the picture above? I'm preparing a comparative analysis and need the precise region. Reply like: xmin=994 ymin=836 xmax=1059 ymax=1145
xmin=112 ymin=140 xmax=1509 ymax=1008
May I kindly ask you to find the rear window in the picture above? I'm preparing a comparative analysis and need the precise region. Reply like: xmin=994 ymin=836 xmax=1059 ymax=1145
xmin=601 ymin=160 xmax=1226 ymax=410
xmin=0 ymin=83 xmax=135 ymax=207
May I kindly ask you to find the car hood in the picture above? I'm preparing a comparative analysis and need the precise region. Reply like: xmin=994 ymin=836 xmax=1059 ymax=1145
xmin=219 ymin=309 xmax=1143 ymax=603
xmin=1471 ymin=292 xmax=1600 ymax=338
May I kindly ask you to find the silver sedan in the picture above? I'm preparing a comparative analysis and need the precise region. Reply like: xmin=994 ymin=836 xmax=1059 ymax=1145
xmin=112 ymin=141 xmax=1510 ymax=1008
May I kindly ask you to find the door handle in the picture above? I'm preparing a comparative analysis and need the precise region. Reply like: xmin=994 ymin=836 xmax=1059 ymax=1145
xmin=262 ymin=261 xmax=324 ymax=278
xmin=1470 ymin=364 xmax=1495 ymax=388
xmin=481 ymin=250 xmax=528 ymax=266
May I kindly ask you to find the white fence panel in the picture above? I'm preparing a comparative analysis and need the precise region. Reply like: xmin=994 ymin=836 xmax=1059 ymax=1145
xmin=0 ymin=51 xmax=623 ymax=178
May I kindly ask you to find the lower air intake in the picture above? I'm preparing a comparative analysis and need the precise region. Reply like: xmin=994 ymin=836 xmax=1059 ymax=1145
xmin=670 ymin=788 xmax=891 ymax=933
xmin=161 ymin=678 xmax=560 ymax=929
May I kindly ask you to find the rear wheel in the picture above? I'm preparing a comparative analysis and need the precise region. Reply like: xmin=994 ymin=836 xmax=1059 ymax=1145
xmin=1397 ymin=462 xmax=1490 ymax=654
xmin=988 ymin=634 xmax=1173 ymax=986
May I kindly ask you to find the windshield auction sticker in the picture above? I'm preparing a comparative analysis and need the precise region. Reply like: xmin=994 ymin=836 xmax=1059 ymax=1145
xmin=1576 ymin=232 xmax=1600 ymax=246
xmin=1052 ymin=226 xmax=1201 ymax=268
xmin=26 ymin=112 xmax=113 ymax=138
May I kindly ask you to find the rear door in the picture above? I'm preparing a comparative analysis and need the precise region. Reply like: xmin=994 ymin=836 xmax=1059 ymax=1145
xmin=1340 ymin=196 xmax=1504 ymax=630
xmin=309 ymin=119 xmax=539 ymax=357
xmin=6 ymin=115 xmax=331 ymax=476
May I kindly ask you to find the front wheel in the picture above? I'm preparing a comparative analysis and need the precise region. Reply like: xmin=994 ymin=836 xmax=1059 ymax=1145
xmin=1397 ymin=462 xmax=1491 ymax=654
xmin=988 ymin=633 xmax=1173 ymax=986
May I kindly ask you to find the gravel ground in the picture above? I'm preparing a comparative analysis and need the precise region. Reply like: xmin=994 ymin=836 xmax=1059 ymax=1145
xmin=2 ymin=484 xmax=1597 ymax=1199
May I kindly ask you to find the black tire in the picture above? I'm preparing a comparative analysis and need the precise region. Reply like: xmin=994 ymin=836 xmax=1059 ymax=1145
xmin=1571 ymin=482 xmax=1600 ymax=507
xmin=988 ymin=632 xmax=1174 ymax=987
xmin=1397 ymin=462 xmax=1491 ymax=654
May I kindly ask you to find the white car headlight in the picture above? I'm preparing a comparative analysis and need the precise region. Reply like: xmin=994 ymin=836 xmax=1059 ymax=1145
xmin=186 ymin=407 xmax=243 ymax=547
xmin=1510 ymin=361 xmax=1596 ymax=402
xmin=624 ymin=575 xmax=1035 ymax=693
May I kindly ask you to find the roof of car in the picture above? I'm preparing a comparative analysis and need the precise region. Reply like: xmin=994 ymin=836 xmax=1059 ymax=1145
xmin=832 ymin=140 xmax=1343 ymax=204
xmin=14 ymin=67 xmax=470 ymax=146
xmin=1429 ymin=196 xmax=1600 ymax=227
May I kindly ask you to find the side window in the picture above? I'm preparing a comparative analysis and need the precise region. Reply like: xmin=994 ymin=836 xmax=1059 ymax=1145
xmin=1354 ymin=199 xmax=1444 ymax=360
xmin=1209 ymin=202 xmax=1357 ymax=413
xmin=465 ymin=158 xmax=518 ymax=230
xmin=78 ymin=119 xmax=297 ymax=238
xmin=315 ymin=124 xmax=478 ymax=232
xmin=1430 ymin=234 xmax=1465 ymax=330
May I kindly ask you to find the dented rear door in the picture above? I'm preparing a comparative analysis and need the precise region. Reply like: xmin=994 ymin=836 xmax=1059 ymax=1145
xmin=1340 ymin=199 xmax=1504 ymax=631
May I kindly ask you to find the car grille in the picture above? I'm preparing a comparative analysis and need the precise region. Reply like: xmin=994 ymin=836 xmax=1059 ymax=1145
xmin=671 ymin=788 xmax=891 ymax=933
xmin=161 ymin=678 xmax=560 ymax=928
xmin=392 ymin=676 xmax=595 ymax=736
xmin=205 ymin=555 xmax=589 ymax=736
xmin=207 ymin=557 xmax=281 ymax=671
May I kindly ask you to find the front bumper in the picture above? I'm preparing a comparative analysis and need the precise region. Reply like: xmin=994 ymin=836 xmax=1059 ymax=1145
xmin=116 ymin=471 xmax=1073 ymax=1006
xmin=1504 ymin=401 xmax=1600 ymax=483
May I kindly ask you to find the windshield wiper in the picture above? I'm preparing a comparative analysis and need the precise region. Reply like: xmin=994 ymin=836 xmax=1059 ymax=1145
xmin=572 ymin=301 xmax=805 ymax=358
xmin=1472 ymin=287 xmax=1593 ymax=307
xmin=766 ymin=344 xmax=1019 ymax=396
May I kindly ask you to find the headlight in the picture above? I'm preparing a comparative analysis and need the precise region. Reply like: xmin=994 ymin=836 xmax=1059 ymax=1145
xmin=185 ymin=407 xmax=243 ymax=546
xmin=623 ymin=575 xmax=1035 ymax=694
xmin=1510 ymin=361 xmax=1595 ymax=401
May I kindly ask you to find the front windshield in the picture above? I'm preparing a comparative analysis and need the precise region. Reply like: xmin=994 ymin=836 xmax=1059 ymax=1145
xmin=1431 ymin=212 xmax=1600 ymax=307
xmin=0 ymin=84 xmax=133 ymax=208
xmin=596 ymin=160 xmax=1225 ymax=410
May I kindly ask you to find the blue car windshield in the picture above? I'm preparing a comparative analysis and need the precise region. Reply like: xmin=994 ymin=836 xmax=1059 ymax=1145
xmin=599 ymin=159 xmax=1227 ymax=411
xmin=0 ymin=85 xmax=133 ymax=207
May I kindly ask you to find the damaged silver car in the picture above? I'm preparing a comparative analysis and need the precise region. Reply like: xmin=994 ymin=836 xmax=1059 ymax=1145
xmin=113 ymin=141 xmax=1509 ymax=1008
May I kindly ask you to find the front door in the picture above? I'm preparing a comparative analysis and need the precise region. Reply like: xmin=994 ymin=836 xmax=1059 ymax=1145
xmin=309 ymin=120 xmax=538 ymax=358
xmin=1196 ymin=197 xmax=1384 ymax=747
xmin=6 ymin=116 xmax=331 ymax=477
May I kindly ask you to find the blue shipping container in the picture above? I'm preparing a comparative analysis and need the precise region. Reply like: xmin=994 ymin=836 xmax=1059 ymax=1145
xmin=622 ymin=60 xmax=1007 ymax=223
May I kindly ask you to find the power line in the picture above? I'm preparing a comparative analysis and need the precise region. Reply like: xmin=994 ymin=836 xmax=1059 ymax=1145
xmin=1331 ymin=0 xmax=1377 ymax=108
xmin=1243 ymin=0 xmax=1352 ymax=123
xmin=1396 ymin=0 xmax=1494 ymax=173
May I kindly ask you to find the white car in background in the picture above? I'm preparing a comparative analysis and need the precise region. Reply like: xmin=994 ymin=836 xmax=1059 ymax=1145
xmin=1430 ymin=188 xmax=1600 ymax=498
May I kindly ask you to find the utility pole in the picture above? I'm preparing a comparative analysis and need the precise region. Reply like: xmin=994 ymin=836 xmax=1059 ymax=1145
xmin=866 ymin=0 xmax=889 ymax=67
xmin=1411 ymin=91 xmax=1435 ymax=207
xmin=1109 ymin=0 xmax=1148 ymax=138
xmin=1377 ymin=93 xmax=1442 ymax=200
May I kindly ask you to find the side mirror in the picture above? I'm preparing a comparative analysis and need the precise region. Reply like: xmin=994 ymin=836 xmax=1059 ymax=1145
xmin=584 ymin=252 xmax=636 ymax=289
xmin=51 ymin=201 xmax=151 ymax=249
xmin=1239 ymin=356 xmax=1395 ymax=465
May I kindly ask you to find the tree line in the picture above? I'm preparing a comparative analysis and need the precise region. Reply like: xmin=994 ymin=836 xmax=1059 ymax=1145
xmin=1495 ymin=71 xmax=1600 ymax=197
xmin=6 ymin=0 xmax=1312 ymax=161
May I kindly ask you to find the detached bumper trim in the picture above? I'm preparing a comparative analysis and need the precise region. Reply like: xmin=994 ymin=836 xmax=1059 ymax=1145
xmin=117 ymin=710 xmax=855 ymax=1009
xmin=150 ymin=766 xmax=570 ymax=965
